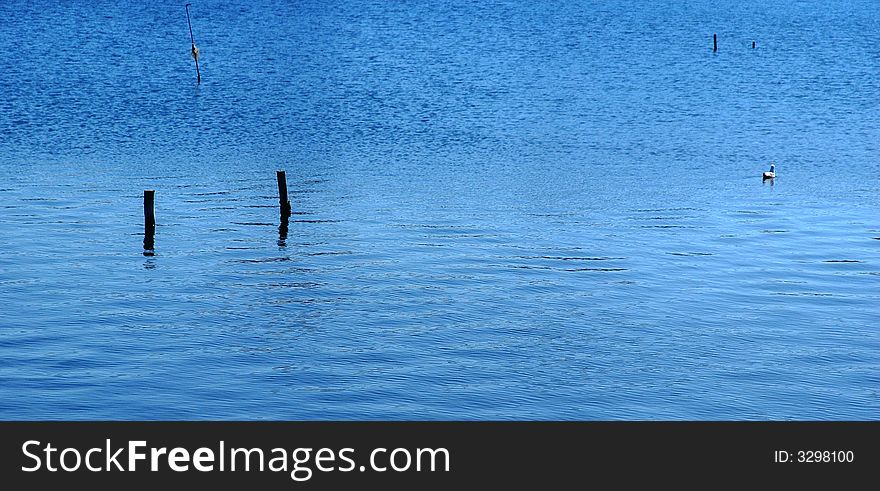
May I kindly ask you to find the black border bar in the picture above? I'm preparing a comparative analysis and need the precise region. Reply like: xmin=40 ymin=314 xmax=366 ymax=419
xmin=1 ymin=422 xmax=876 ymax=488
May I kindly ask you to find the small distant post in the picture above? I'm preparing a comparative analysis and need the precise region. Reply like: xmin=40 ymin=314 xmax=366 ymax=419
xmin=713 ymin=33 xmax=717 ymax=52
xmin=144 ymin=190 xmax=156 ymax=231
xmin=276 ymin=170 xmax=292 ymax=220
xmin=144 ymin=190 xmax=156 ymax=254
xmin=752 ymin=41 xmax=756 ymax=49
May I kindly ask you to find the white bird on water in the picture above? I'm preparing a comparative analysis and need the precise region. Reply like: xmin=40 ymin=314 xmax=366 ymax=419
xmin=763 ymin=163 xmax=776 ymax=180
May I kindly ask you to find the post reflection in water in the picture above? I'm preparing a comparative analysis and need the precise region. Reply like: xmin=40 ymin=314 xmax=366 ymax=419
xmin=278 ymin=218 xmax=288 ymax=247
xmin=143 ymin=228 xmax=155 ymax=257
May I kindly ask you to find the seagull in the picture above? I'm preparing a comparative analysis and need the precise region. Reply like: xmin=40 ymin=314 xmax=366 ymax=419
xmin=763 ymin=163 xmax=776 ymax=180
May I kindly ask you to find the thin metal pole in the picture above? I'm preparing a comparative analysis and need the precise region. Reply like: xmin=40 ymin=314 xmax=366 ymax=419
xmin=185 ymin=4 xmax=200 ymax=84
xmin=185 ymin=4 xmax=195 ymax=44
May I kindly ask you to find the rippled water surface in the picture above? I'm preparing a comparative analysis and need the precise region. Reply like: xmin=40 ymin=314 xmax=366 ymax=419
xmin=1 ymin=0 xmax=878 ymax=419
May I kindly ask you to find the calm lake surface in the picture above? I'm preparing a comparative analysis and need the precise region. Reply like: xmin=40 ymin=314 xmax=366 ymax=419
xmin=1 ymin=0 xmax=878 ymax=419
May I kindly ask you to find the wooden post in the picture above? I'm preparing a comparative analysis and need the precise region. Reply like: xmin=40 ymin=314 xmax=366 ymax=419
xmin=752 ymin=41 xmax=756 ymax=49
xmin=713 ymin=33 xmax=717 ymax=52
xmin=144 ymin=190 xmax=155 ymax=254
xmin=144 ymin=190 xmax=156 ymax=231
xmin=276 ymin=170 xmax=292 ymax=220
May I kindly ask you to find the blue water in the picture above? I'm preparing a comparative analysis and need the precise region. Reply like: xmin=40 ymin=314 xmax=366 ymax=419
xmin=1 ymin=0 xmax=878 ymax=420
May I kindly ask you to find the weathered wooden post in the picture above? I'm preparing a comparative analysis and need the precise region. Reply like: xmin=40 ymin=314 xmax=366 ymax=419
xmin=144 ymin=190 xmax=156 ymax=254
xmin=276 ymin=170 xmax=292 ymax=220
xmin=713 ymin=33 xmax=717 ymax=52
xmin=752 ymin=41 xmax=756 ymax=49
